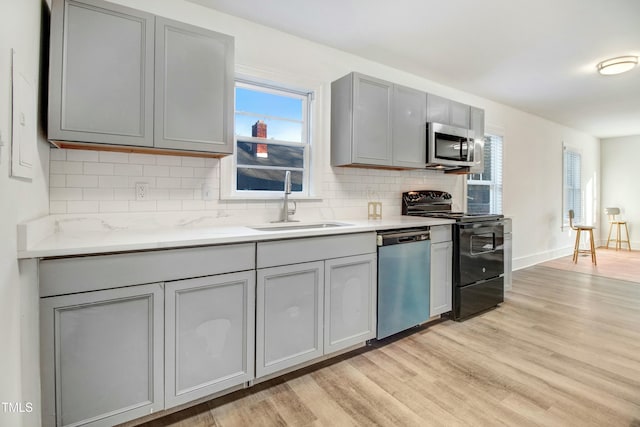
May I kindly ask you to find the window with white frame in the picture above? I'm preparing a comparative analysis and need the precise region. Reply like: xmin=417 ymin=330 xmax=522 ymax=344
xmin=563 ymin=148 xmax=582 ymax=225
xmin=467 ymin=134 xmax=503 ymax=214
xmin=233 ymin=79 xmax=313 ymax=196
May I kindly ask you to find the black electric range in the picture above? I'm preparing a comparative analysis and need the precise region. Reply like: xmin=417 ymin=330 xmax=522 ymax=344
xmin=402 ymin=190 xmax=505 ymax=320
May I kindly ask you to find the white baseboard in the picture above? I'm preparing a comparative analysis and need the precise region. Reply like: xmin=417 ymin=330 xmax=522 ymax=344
xmin=513 ymin=246 xmax=574 ymax=271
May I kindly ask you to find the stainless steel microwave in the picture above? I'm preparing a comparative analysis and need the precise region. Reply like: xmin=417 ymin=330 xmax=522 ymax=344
xmin=426 ymin=122 xmax=476 ymax=169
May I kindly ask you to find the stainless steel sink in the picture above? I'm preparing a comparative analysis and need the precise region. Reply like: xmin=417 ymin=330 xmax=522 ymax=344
xmin=249 ymin=222 xmax=353 ymax=232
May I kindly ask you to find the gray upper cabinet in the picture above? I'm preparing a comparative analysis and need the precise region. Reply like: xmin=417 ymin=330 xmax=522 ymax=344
xmin=470 ymin=106 xmax=485 ymax=140
xmin=154 ymin=18 xmax=234 ymax=153
xmin=392 ymin=84 xmax=427 ymax=168
xmin=331 ymin=73 xmax=393 ymax=166
xmin=427 ymin=93 xmax=470 ymax=129
xmin=331 ymin=72 xmax=427 ymax=169
xmin=48 ymin=0 xmax=155 ymax=146
xmin=48 ymin=0 xmax=234 ymax=155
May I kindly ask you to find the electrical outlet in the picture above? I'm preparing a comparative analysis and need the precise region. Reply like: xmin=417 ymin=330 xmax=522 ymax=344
xmin=135 ymin=183 xmax=149 ymax=201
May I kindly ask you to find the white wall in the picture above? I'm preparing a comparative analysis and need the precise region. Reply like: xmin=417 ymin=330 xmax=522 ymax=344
xmin=0 ymin=1 xmax=49 ymax=426
xmin=601 ymin=135 xmax=640 ymax=248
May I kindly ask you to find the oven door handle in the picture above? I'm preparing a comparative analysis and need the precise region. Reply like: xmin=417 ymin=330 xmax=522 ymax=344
xmin=459 ymin=220 xmax=504 ymax=229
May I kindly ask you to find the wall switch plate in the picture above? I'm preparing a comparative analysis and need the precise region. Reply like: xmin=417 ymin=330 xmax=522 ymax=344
xmin=201 ymin=183 xmax=214 ymax=201
xmin=135 ymin=183 xmax=149 ymax=201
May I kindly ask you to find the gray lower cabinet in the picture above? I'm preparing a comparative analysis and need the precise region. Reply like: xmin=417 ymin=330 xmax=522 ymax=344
xmin=49 ymin=0 xmax=233 ymax=154
xmin=164 ymin=271 xmax=255 ymax=408
xmin=324 ymin=254 xmax=377 ymax=354
xmin=256 ymin=261 xmax=325 ymax=378
xmin=430 ymin=225 xmax=453 ymax=316
xmin=40 ymin=283 xmax=164 ymax=427
xmin=255 ymin=233 xmax=377 ymax=378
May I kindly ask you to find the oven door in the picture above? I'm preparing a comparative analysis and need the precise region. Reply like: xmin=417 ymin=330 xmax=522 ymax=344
xmin=457 ymin=221 xmax=504 ymax=286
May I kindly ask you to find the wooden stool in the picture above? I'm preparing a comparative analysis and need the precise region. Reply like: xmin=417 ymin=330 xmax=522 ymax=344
xmin=605 ymin=207 xmax=631 ymax=250
xmin=569 ymin=210 xmax=596 ymax=264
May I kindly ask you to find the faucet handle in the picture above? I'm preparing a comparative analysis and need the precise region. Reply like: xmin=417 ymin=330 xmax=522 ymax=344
xmin=288 ymin=200 xmax=297 ymax=215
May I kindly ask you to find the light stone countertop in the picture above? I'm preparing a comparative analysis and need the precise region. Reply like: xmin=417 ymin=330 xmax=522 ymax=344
xmin=17 ymin=213 xmax=454 ymax=259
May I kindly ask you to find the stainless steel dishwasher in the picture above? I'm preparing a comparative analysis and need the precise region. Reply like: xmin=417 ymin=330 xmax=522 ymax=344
xmin=376 ymin=228 xmax=431 ymax=339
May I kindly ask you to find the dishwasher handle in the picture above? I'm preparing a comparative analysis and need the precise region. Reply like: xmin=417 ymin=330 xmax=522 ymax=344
xmin=377 ymin=228 xmax=430 ymax=246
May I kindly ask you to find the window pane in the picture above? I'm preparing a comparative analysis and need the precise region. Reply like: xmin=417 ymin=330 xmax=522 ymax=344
xmin=237 ymin=141 xmax=304 ymax=168
xmin=468 ymin=184 xmax=491 ymax=214
xmin=237 ymin=168 xmax=303 ymax=192
xmin=235 ymin=114 xmax=303 ymax=143
xmin=236 ymin=87 xmax=302 ymax=121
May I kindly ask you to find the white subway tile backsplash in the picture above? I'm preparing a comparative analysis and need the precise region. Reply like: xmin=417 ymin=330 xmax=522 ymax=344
xmin=127 ymin=176 xmax=156 ymax=188
xmin=156 ymin=155 xmax=182 ymax=166
xmin=157 ymin=200 xmax=182 ymax=211
xmin=83 ymin=188 xmax=115 ymax=201
xmin=170 ymin=166 xmax=194 ymax=178
xmin=50 ymin=161 xmax=83 ymax=175
xmin=66 ymin=175 xmax=98 ymax=188
xmin=181 ymin=157 xmax=205 ymax=167
xmin=99 ymin=151 xmax=129 ymax=164
xmin=67 ymin=150 xmax=99 ymax=162
xmin=99 ymin=201 xmax=129 ymax=213
xmin=49 ymin=147 xmax=459 ymax=216
xmin=50 ymin=174 xmax=66 ymax=188
xmin=50 ymin=149 xmax=67 ymax=161
xmin=156 ymin=177 xmax=181 ymax=189
xmin=49 ymin=201 xmax=67 ymax=214
xmin=144 ymin=165 xmax=171 ymax=177
xmin=170 ymin=189 xmax=194 ymax=200
xmin=83 ymin=162 xmax=114 ymax=176
xmin=114 ymin=164 xmax=143 ymax=176
xmin=114 ymin=188 xmax=135 ymax=200
xmin=67 ymin=201 xmax=100 ymax=213
xmin=129 ymin=201 xmax=157 ymax=212
xmin=99 ymin=176 xmax=129 ymax=188
xmin=50 ymin=188 xmax=83 ymax=201
xmin=128 ymin=153 xmax=156 ymax=165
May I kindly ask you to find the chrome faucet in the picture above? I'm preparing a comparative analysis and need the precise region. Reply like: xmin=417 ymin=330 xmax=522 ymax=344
xmin=277 ymin=170 xmax=297 ymax=223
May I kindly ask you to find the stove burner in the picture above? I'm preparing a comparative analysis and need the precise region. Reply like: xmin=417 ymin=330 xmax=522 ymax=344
xmin=402 ymin=190 xmax=503 ymax=222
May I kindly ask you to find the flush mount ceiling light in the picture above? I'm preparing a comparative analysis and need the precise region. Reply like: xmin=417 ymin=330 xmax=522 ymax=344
xmin=597 ymin=56 xmax=638 ymax=75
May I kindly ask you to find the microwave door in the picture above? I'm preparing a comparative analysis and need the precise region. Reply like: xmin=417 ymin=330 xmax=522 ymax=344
xmin=435 ymin=133 xmax=465 ymax=161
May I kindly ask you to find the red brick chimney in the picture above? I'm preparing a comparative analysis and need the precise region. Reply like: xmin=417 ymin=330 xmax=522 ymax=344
xmin=252 ymin=120 xmax=267 ymax=138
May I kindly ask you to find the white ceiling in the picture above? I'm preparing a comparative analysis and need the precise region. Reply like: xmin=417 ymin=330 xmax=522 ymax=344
xmin=189 ymin=0 xmax=640 ymax=139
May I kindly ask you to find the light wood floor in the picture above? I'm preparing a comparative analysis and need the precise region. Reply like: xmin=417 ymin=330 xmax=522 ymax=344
xmin=133 ymin=261 xmax=640 ymax=427
xmin=540 ymin=247 xmax=640 ymax=284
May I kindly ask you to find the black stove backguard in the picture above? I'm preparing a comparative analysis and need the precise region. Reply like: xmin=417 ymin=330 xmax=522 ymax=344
xmin=402 ymin=190 xmax=505 ymax=320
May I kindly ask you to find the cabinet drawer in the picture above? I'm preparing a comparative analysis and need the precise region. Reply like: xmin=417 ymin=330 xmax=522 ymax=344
xmin=256 ymin=232 xmax=376 ymax=269
xmin=40 ymin=243 xmax=255 ymax=297
xmin=430 ymin=225 xmax=452 ymax=244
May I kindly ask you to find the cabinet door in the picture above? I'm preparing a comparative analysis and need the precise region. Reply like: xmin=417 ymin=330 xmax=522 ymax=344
xmin=392 ymin=85 xmax=427 ymax=168
xmin=48 ymin=0 xmax=154 ymax=146
xmin=165 ymin=272 xmax=254 ymax=408
xmin=352 ymin=74 xmax=393 ymax=165
xmin=449 ymin=100 xmax=470 ymax=129
xmin=256 ymin=261 xmax=324 ymax=378
xmin=155 ymin=18 xmax=234 ymax=153
xmin=430 ymin=241 xmax=453 ymax=316
xmin=426 ymin=93 xmax=450 ymax=124
xmin=40 ymin=283 xmax=164 ymax=427
xmin=324 ymin=254 xmax=377 ymax=354
xmin=470 ymin=106 xmax=485 ymax=141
